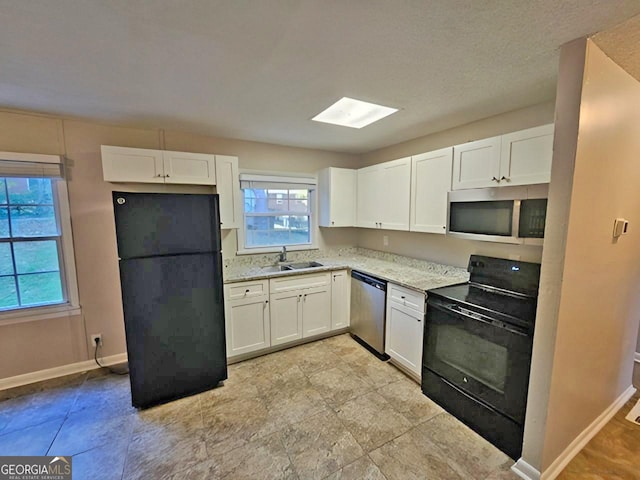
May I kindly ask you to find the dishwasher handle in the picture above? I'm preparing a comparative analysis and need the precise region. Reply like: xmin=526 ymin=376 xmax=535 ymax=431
xmin=351 ymin=270 xmax=387 ymax=291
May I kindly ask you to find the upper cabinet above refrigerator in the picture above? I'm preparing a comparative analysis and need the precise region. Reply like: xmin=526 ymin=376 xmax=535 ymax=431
xmin=101 ymin=145 xmax=241 ymax=229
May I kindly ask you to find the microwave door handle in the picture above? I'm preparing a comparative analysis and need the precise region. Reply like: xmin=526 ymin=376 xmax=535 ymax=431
xmin=513 ymin=199 xmax=521 ymax=238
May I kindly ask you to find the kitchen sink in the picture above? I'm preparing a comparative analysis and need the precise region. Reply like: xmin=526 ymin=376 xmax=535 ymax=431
xmin=260 ymin=261 xmax=324 ymax=273
xmin=260 ymin=265 xmax=291 ymax=273
xmin=282 ymin=261 xmax=324 ymax=270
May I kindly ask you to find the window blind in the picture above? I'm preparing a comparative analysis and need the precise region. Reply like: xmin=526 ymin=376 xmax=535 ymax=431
xmin=239 ymin=173 xmax=316 ymax=190
xmin=0 ymin=160 xmax=63 ymax=178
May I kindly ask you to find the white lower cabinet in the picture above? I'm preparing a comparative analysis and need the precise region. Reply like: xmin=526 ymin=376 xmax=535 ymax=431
xmin=385 ymin=283 xmax=425 ymax=378
xmin=269 ymin=272 xmax=331 ymax=347
xmin=270 ymin=289 xmax=304 ymax=346
xmin=225 ymin=270 xmax=349 ymax=358
xmin=330 ymin=270 xmax=350 ymax=330
xmin=301 ymin=285 xmax=332 ymax=337
xmin=224 ymin=280 xmax=270 ymax=358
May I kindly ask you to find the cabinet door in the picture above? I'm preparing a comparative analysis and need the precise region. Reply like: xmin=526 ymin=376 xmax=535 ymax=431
xmin=225 ymin=295 xmax=270 ymax=357
xmin=101 ymin=146 xmax=165 ymax=183
xmin=330 ymin=270 xmax=350 ymax=330
xmin=500 ymin=124 xmax=554 ymax=186
xmin=410 ymin=148 xmax=453 ymax=234
xmin=215 ymin=155 xmax=241 ymax=229
xmin=270 ymin=290 xmax=303 ymax=346
xmin=302 ymin=285 xmax=331 ymax=338
xmin=356 ymin=165 xmax=381 ymax=228
xmin=318 ymin=168 xmax=357 ymax=227
xmin=385 ymin=300 xmax=424 ymax=377
xmin=380 ymin=157 xmax=411 ymax=231
xmin=452 ymin=136 xmax=501 ymax=190
xmin=162 ymin=151 xmax=216 ymax=185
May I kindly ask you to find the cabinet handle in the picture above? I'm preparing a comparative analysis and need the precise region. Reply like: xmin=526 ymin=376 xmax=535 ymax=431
xmin=491 ymin=176 xmax=499 ymax=182
xmin=264 ymin=300 xmax=269 ymax=305
xmin=331 ymin=221 xmax=335 ymax=225
xmin=303 ymin=294 xmax=307 ymax=302
xmin=401 ymin=296 xmax=405 ymax=299
xmin=417 ymin=318 xmax=421 ymax=322
xmin=165 ymin=174 xmax=170 ymax=178
xmin=500 ymin=176 xmax=510 ymax=182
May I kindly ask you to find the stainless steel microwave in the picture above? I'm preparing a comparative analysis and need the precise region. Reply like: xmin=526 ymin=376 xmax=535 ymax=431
xmin=447 ymin=184 xmax=548 ymax=244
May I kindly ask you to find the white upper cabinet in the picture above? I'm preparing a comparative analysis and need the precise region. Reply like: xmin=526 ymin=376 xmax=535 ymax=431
xmin=380 ymin=157 xmax=411 ymax=230
xmin=410 ymin=147 xmax=453 ymax=234
xmin=102 ymin=145 xmax=216 ymax=185
xmin=101 ymin=146 xmax=165 ymax=183
xmin=356 ymin=165 xmax=380 ymax=229
xmin=162 ymin=151 xmax=216 ymax=185
xmin=452 ymin=136 xmax=502 ymax=190
xmin=452 ymin=124 xmax=554 ymax=190
xmin=357 ymin=157 xmax=411 ymax=231
xmin=499 ymin=124 xmax=554 ymax=186
xmin=215 ymin=155 xmax=241 ymax=229
xmin=318 ymin=167 xmax=357 ymax=227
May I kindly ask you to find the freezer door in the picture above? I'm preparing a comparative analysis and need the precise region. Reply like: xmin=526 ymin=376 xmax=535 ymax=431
xmin=113 ymin=192 xmax=221 ymax=259
xmin=119 ymin=253 xmax=227 ymax=408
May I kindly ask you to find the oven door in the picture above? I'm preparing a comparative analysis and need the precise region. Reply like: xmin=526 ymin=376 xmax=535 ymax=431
xmin=423 ymin=297 xmax=533 ymax=424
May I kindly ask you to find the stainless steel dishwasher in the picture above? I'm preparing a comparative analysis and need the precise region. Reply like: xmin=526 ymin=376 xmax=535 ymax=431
xmin=350 ymin=270 xmax=389 ymax=359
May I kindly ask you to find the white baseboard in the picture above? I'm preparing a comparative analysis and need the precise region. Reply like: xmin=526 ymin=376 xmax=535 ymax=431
xmin=634 ymin=352 xmax=640 ymax=363
xmin=0 ymin=353 xmax=128 ymax=391
xmin=540 ymin=384 xmax=637 ymax=480
xmin=512 ymin=458 xmax=541 ymax=480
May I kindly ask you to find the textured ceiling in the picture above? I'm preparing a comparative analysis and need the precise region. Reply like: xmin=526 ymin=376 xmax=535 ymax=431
xmin=1 ymin=1 xmax=639 ymax=154
xmin=593 ymin=13 xmax=640 ymax=82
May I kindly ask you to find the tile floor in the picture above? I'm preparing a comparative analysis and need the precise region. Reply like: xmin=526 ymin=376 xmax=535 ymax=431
xmin=0 ymin=334 xmax=518 ymax=479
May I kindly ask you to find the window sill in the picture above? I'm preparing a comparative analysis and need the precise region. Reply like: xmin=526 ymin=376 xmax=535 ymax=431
xmin=236 ymin=245 xmax=319 ymax=256
xmin=0 ymin=304 xmax=82 ymax=326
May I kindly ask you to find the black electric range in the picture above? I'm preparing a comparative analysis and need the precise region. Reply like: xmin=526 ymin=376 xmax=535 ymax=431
xmin=421 ymin=255 xmax=541 ymax=460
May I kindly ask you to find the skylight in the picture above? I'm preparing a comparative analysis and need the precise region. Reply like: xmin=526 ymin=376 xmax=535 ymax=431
xmin=311 ymin=97 xmax=398 ymax=129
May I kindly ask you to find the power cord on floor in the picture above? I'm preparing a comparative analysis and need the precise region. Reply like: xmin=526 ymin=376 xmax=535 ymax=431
xmin=93 ymin=338 xmax=129 ymax=375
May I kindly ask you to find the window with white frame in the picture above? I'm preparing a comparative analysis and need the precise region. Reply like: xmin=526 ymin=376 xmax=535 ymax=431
xmin=0 ymin=154 xmax=78 ymax=313
xmin=239 ymin=174 xmax=316 ymax=251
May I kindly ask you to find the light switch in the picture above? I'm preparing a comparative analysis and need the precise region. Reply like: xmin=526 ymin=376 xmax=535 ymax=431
xmin=613 ymin=218 xmax=629 ymax=238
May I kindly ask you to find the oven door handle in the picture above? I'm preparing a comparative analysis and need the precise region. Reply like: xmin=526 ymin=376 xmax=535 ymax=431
xmin=427 ymin=301 xmax=530 ymax=337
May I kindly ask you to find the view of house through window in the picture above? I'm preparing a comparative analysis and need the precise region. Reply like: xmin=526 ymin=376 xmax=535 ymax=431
xmin=243 ymin=187 xmax=312 ymax=248
xmin=0 ymin=177 xmax=64 ymax=310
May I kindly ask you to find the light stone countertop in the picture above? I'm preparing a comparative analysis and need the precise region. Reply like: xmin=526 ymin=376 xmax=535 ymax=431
xmin=223 ymin=247 xmax=469 ymax=293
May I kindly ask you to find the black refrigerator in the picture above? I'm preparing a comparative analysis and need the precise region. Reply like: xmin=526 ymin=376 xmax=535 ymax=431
xmin=112 ymin=192 xmax=227 ymax=408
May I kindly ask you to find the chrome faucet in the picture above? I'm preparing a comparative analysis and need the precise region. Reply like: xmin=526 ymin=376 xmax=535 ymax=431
xmin=279 ymin=246 xmax=287 ymax=262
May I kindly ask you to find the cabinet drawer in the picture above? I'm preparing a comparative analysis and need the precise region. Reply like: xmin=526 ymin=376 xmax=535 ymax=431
xmin=388 ymin=283 xmax=425 ymax=313
xmin=270 ymin=272 xmax=330 ymax=293
xmin=226 ymin=280 xmax=269 ymax=300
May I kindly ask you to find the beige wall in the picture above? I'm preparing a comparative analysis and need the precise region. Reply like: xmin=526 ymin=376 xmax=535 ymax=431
xmin=0 ymin=110 xmax=359 ymax=379
xmin=522 ymin=39 xmax=640 ymax=474
xmin=357 ymin=102 xmax=555 ymax=267
xmin=541 ymin=40 xmax=640 ymax=471
xmin=521 ymin=38 xmax=587 ymax=472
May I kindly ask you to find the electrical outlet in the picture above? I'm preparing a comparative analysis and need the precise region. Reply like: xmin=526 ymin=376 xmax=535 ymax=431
xmin=91 ymin=334 xmax=103 ymax=347
xmin=383 ymin=235 xmax=389 ymax=247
